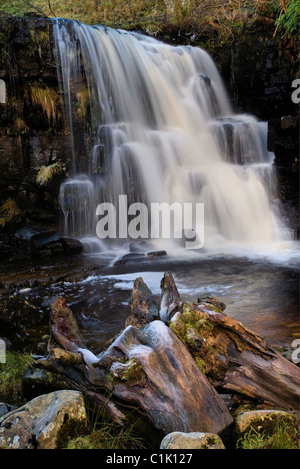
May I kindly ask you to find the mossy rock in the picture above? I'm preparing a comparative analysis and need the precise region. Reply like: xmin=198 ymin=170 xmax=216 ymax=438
xmin=235 ymin=410 xmax=300 ymax=449
xmin=0 ymin=351 xmax=34 ymax=406
xmin=235 ymin=409 xmax=298 ymax=437
xmin=36 ymin=163 xmax=64 ymax=187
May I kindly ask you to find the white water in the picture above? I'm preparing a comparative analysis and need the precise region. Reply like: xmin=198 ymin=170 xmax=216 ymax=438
xmin=53 ymin=19 xmax=297 ymax=263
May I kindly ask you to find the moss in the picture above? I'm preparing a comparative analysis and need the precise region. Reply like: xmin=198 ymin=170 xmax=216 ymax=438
xmin=109 ymin=358 xmax=146 ymax=387
xmin=75 ymin=86 xmax=90 ymax=119
xmin=194 ymin=356 xmax=206 ymax=374
xmin=169 ymin=302 xmax=217 ymax=375
xmin=24 ymin=82 xmax=62 ymax=124
xmin=0 ymin=199 xmax=21 ymax=228
xmin=237 ymin=418 xmax=300 ymax=449
xmin=29 ymin=27 xmax=50 ymax=49
xmin=0 ymin=351 xmax=34 ymax=406
xmin=36 ymin=163 xmax=63 ymax=186
xmin=55 ymin=417 xmax=89 ymax=449
xmin=65 ymin=423 xmax=146 ymax=449
xmin=14 ymin=117 xmax=29 ymax=135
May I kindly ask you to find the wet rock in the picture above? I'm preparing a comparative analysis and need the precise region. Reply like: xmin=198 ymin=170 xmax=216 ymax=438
xmin=114 ymin=252 xmax=146 ymax=265
xmin=0 ymin=295 xmax=44 ymax=331
xmin=49 ymin=296 xmax=86 ymax=353
xmin=147 ymin=250 xmax=167 ymax=258
xmin=125 ymin=277 xmax=159 ymax=328
xmin=0 ymin=390 xmax=87 ymax=449
xmin=0 ymin=403 xmax=17 ymax=419
xmin=60 ymin=237 xmax=84 ymax=255
xmin=160 ymin=272 xmax=181 ymax=322
xmin=30 ymin=232 xmax=84 ymax=257
xmin=30 ymin=231 xmax=60 ymax=250
xmin=22 ymin=366 xmax=66 ymax=401
xmin=160 ymin=431 xmax=225 ymax=449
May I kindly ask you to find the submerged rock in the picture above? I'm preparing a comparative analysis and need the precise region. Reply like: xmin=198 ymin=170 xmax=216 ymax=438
xmin=160 ymin=431 xmax=225 ymax=449
xmin=0 ymin=390 xmax=87 ymax=449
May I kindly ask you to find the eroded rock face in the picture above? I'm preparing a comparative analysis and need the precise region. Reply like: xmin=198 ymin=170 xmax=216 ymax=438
xmin=0 ymin=390 xmax=87 ymax=449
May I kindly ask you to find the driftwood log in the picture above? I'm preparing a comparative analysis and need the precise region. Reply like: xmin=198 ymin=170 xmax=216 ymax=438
xmin=37 ymin=272 xmax=299 ymax=442
xmin=160 ymin=272 xmax=300 ymax=410
xmin=41 ymin=293 xmax=233 ymax=440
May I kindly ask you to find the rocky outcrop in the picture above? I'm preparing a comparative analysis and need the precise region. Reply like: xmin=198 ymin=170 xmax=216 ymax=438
xmin=0 ymin=13 xmax=69 ymax=240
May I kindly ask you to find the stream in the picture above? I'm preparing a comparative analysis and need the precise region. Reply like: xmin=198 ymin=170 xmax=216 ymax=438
xmin=1 ymin=246 xmax=299 ymax=357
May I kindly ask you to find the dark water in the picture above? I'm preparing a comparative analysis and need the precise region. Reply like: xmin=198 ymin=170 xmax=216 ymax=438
xmin=2 ymin=252 xmax=298 ymax=356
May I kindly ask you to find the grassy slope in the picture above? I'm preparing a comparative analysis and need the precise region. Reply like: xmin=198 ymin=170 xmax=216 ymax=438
xmin=0 ymin=0 xmax=281 ymax=39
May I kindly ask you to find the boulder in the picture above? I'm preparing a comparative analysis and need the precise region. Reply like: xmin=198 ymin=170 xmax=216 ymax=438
xmin=0 ymin=390 xmax=87 ymax=449
xmin=160 ymin=431 xmax=225 ymax=449
xmin=235 ymin=410 xmax=298 ymax=437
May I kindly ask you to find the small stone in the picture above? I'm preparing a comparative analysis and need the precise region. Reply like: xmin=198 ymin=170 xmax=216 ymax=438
xmin=160 ymin=431 xmax=225 ymax=449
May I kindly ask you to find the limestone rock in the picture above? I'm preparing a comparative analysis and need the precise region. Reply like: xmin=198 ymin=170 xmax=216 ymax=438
xmin=160 ymin=431 xmax=225 ymax=449
xmin=0 ymin=390 xmax=87 ymax=449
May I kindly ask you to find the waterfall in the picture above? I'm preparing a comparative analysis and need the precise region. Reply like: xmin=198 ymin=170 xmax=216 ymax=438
xmin=53 ymin=19 xmax=292 ymax=258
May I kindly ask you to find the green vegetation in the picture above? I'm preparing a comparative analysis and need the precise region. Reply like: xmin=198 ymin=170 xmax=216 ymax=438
xmin=169 ymin=303 xmax=215 ymax=373
xmin=0 ymin=1 xmax=293 ymax=44
xmin=56 ymin=399 xmax=147 ymax=449
xmin=0 ymin=199 xmax=21 ymax=228
xmin=275 ymin=0 xmax=300 ymax=44
xmin=0 ymin=351 xmax=34 ymax=406
xmin=24 ymin=82 xmax=62 ymax=124
xmin=237 ymin=419 xmax=300 ymax=449
xmin=36 ymin=163 xmax=63 ymax=186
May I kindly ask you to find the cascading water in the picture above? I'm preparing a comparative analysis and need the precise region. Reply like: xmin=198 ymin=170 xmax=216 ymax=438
xmin=53 ymin=19 xmax=293 ymax=259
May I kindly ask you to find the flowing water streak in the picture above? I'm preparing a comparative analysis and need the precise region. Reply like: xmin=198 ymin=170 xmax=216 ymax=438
xmin=54 ymin=19 xmax=291 ymax=255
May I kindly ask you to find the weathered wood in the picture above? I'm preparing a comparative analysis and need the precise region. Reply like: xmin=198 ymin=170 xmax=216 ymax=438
xmin=165 ymin=286 xmax=300 ymax=410
xmin=159 ymin=271 xmax=181 ymax=322
xmin=126 ymin=277 xmax=159 ymax=328
xmin=40 ymin=294 xmax=233 ymax=439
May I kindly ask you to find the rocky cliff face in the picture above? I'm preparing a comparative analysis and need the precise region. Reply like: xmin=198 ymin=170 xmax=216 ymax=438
xmin=0 ymin=13 xmax=298 ymax=261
